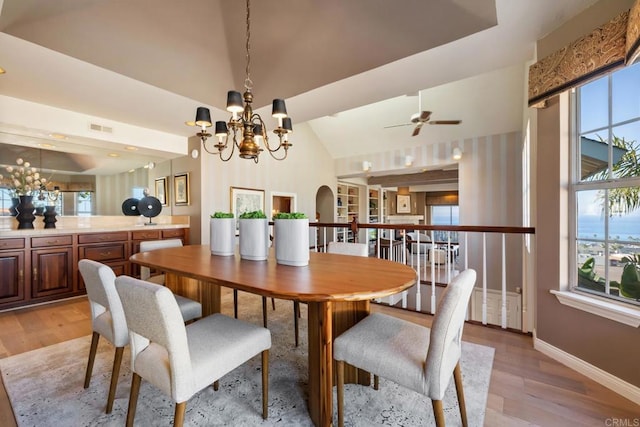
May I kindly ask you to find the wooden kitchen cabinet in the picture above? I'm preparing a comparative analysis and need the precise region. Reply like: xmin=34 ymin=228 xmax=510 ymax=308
xmin=31 ymin=235 xmax=75 ymax=300
xmin=0 ymin=238 xmax=26 ymax=306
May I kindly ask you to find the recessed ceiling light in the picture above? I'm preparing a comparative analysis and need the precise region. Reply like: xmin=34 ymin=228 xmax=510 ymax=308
xmin=38 ymin=143 xmax=56 ymax=149
xmin=125 ymin=146 xmax=138 ymax=151
xmin=49 ymin=133 xmax=67 ymax=140
xmin=128 ymin=169 xmax=135 ymax=173
xmin=108 ymin=153 xmax=119 ymax=158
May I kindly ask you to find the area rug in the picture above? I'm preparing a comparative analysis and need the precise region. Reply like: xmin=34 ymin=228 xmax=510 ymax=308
xmin=0 ymin=292 xmax=494 ymax=426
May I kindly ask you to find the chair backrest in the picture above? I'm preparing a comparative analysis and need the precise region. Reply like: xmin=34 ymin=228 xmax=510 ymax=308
xmin=78 ymin=259 xmax=128 ymax=347
xmin=138 ymin=239 xmax=183 ymax=280
xmin=115 ymin=275 xmax=193 ymax=400
xmin=424 ymin=269 xmax=476 ymax=400
xmin=327 ymin=241 xmax=368 ymax=257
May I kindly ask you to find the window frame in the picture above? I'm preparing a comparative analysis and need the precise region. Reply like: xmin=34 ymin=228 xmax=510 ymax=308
xmin=558 ymin=66 xmax=640 ymax=327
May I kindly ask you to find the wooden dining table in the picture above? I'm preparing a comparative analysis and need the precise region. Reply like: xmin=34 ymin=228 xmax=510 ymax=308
xmin=130 ymin=244 xmax=416 ymax=427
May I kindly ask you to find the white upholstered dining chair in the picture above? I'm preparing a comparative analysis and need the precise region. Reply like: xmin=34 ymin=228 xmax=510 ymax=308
xmin=333 ymin=268 xmax=477 ymax=427
xmin=79 ymin=259 xmax=207 ymax=413
xmin=115 ymin=276 xmax=272 ymax=427
xmin=138 ymin=239 xmax=202 ymax=322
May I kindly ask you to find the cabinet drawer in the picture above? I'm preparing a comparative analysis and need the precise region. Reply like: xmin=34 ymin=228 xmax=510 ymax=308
xmin=31 ymin=235 xmax=73 ymax=248
xmin=0 ymin=238 xmax=25 ymax=250
xmin=132 ymin=230 xmax=160 ymax=240
xmin=78 ymin=232 xmax=128 ymax=244
xmin=80 ymin=243 xmax=127 ymax=262
xmin=162 ymin=228 xmax=185 ymax=238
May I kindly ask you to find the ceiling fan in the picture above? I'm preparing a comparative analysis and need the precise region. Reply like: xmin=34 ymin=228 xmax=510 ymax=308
xmin=384 ymin=92 xmax=461 ymax=136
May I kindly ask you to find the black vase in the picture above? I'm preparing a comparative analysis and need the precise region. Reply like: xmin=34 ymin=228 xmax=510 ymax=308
xmin=43 ymin=206 xmax=57 ymax=229
xmin=15 ymin=195 xmax=36 ymax=230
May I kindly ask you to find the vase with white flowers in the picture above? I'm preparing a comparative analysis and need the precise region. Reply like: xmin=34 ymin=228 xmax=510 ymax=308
xmin=0 ymin=158 xmax=47 ymax=229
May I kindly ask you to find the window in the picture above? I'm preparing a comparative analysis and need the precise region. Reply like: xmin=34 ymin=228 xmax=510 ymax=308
xmin=431 ymin=205 xmax=459 ymax=242
xmin=573 ymin=63 xmax=640 ymax=306
xmin=77 ymin=192 xmax=92 ymax=216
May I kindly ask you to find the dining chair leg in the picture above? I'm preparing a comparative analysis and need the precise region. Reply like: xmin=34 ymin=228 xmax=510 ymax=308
xmin=84 ymin=332 xmax=100 ymax=388
xmin=126 ymin=373 xmax=142 ymax=427
xmin=337 ymin=360 xmax=345 ymax=427
xmin=453 ymin=362 xmax=468 ymax=427
xmin=432 ymin=399 xmax=445 ymax=427
xmin=271 ymin=297 xmax=276 ymax=310
xmin=373 ymin=374 xmax=379 ymax=390
xmin=262 ymin=296 xmax=268 ymax=328
xmin=213 ymin=380 xmax=219 ymax=391
xmin=106 ymin=346 xmax=124 ymax=413
xmin=233 ymin=289 xmax=238 ymax=319
xmin=262 ymin=350 xmax=269 ymax=420
xmin=293 ymin=302 xmax=299 ymax=347
xmin=174 ymin=401 xmax=187 ymax=427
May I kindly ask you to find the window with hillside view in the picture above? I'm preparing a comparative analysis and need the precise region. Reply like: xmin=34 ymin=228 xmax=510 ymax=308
xmin=573 ymin=62 xmax=640 ymax=305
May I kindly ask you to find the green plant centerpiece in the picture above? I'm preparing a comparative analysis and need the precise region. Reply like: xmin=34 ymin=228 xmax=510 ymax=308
xmin=210 ymin=211 xmax=236 ymax=256
xmin=273 ymin=212 xmax=310 ymax=266
xmin=238 ymin=210 xmax=269 ymax=261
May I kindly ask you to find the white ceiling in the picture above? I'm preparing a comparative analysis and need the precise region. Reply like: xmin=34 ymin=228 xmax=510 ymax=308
xmin=0 ymin=0 xmax=602 ymax=175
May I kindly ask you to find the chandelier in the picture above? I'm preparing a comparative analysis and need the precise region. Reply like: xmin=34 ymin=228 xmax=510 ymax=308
xmin=188 ymin=0 xmax=293 ymax=163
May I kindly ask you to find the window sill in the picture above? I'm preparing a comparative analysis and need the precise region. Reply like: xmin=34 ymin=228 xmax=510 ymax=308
xmin=551 ymin=290 xmax=640 ymax=327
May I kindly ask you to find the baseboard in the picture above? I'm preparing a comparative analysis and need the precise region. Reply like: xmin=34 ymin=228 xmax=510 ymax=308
xmin=534 ymin=335 xmax=640 ymax=406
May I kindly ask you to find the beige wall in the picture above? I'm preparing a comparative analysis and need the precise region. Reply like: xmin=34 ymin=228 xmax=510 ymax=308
xmin=534 ymin=0 xmax=640 ymax=388
xmin=198 ymin=121 xmax=337 ymax=245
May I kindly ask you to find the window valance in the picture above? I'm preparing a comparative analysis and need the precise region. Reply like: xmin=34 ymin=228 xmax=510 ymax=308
xmin=528 ymin=10 xmax=628 ymax=108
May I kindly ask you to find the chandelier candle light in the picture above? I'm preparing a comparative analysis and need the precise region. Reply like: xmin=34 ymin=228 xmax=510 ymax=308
xmin=188 ymin=0 xmax=293 ymax=163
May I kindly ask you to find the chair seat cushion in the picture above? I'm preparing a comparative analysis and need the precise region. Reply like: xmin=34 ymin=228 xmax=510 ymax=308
xmin=133 ymin=313 xmax=271 ymax=402
xmin=174 ymin=294 xmax=202 ymax=322
xmin=187 ymin=314 xmax=271 ymax=393
xmin=334 ymin=313 xmax=431 ymax=395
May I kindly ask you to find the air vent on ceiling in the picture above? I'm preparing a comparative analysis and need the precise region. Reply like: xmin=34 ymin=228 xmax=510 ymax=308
xmin=89 ymin=123 xmax=113 ymax=133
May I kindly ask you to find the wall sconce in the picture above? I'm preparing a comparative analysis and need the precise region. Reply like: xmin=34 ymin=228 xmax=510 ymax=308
xmin=452 ymin=147 xmax=463 ymax=160
xmin=404 ymin=155 xmax=414 ymax=167
xmin=362 ymin=161 xmax=372 ymax=172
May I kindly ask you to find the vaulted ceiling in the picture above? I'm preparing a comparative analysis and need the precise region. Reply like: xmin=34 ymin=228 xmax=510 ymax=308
xmin=0 ymin=0 xmax=602 ymax=175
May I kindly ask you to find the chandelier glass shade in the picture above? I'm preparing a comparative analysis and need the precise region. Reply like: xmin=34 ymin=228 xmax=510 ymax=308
xmin=188 ymin=0 xmax=293 ymax=163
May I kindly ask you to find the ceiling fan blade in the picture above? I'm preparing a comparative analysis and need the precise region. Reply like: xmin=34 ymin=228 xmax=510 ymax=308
xmin=412 ymin=123 xmax=423 ymax=136
xmin=428 ymin=120 xmax=461 ymax=125
xmin=419 ymin=111 xmax=432 ymax=121
xmin=383 ymin=123 xmax=413 ymax=129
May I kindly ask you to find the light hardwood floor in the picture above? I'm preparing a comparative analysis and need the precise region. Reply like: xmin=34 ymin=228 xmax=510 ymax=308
xmin=0 ymin=294 xmax=639 ymax=426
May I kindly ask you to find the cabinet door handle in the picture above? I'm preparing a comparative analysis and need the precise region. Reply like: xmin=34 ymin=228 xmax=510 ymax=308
xmin=33 ymin=267 xmax=37 ymax=282
xmin=46 ymin=240 xmax=58 ymax=245
xmin=99 ymin=251 xmax=112 ymax=257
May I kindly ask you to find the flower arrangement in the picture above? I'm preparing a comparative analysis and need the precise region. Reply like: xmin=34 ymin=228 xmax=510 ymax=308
xmin=0 ymin=158 xmax=47 ymax=196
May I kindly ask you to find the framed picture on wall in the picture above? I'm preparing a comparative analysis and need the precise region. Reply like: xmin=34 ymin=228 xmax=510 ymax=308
xmin=230 ymin=186 xmax=265 ymax=228
xmin=154 ymin=177 xmax=168 ymax=206
xmin=397 ymin=194 xmax=410 ymax=213
xmin=174 ymin=173 xmax=190 ymax=206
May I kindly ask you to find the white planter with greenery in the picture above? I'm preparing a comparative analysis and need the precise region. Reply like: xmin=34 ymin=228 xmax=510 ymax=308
xmin=274 ymin=213 xmax=309 ymax=267
xmin=238 ymin=211 xmax=269 ymax=261
xmin=210 ymin=212 xmax=236 ymax=256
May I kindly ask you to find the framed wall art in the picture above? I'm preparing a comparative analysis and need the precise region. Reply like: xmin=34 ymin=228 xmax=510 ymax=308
xmin=174 ymin=173 xmax=190 ymax=206
xmin=230 ymin=186 xmax=265 ymax=222
xmin=397 ymin=194 xmax=411 ymax=213
xmin=154 ymin=176 xmax=168 ymax=206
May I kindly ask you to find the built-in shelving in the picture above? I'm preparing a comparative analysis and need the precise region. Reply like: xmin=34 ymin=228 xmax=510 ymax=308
xmin=336 ymin=182 xmax=359 ymax=242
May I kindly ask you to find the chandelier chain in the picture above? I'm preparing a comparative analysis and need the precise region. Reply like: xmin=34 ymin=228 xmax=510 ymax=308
xmin=244 ymin=0 xmax=253 ymax=90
